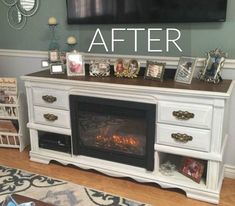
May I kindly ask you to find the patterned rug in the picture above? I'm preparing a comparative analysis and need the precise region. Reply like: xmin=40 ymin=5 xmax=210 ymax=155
xmin=0 ymin=165 xmax=150 ymax=206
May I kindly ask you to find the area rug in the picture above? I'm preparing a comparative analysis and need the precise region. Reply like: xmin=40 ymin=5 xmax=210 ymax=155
xmin=0 ymin=165 xmax=150 ymax=206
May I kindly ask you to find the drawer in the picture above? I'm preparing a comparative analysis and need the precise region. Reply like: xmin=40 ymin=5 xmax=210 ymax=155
xmin=158 ymin=101 xmax=213 ymax=129
xmin=32 ymin=88 xmax=69 ymax=110
xmin=33 ymin=106 xmax=70 ymax=129
xmin=157 ymin=123 xmax=211 ymax=152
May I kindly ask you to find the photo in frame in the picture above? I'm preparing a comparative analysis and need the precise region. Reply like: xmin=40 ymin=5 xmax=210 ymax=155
xmin=48 ymin=50 xmax=60 ymax=63
xmin=50 ymin=63 xmax=65 ymax=74
xmin=144 ymin=61 xmax=165 ymax=81
xmin=180 ymin=157 xmax=205 ymax=183
xmin=41 ymin=60 xmax=49 ymax=68
xmin=66 ymin=52 xmax=85 ymax=76
xmin=127 ymin=59 xmax=140 ymax=78
xmin=198 ymin=49 xmax=226 ymax=84
xmin=114 ymin=58 xmax=128 ymax=77
xmin=175 ymin=57 xmax=197 ymax=84
xmin=89 ymin=59 xmax=111 ymax=77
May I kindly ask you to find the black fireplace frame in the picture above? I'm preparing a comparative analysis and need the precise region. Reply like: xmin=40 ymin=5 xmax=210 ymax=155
xmin=70 ymin=95 xmax=155 ymax=171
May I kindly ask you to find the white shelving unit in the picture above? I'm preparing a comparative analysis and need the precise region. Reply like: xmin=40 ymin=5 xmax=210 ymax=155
xmin=0 ymin=93 xmax=29 ymax=151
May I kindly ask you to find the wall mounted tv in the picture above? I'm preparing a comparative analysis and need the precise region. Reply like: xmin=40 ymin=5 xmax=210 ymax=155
xmin=66 ymin=0 xmax=227 ymax=24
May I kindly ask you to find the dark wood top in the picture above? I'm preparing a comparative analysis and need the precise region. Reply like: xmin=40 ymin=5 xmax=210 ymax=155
xmin=12 ymin=194 xmax=54 ymax=206
xmin=26 ymin=69 xmax=232 ymax=94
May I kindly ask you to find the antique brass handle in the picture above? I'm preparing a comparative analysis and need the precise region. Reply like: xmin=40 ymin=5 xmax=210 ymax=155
xmin=43 ymin=113 xmax=58 ymax=121
xmin=171 ymin=133 xmax=193 ymax=143
xmin=42 ymin=95 xmax=57 ymax=103
xmin=172 ymin=110 xmax=194 ymax=120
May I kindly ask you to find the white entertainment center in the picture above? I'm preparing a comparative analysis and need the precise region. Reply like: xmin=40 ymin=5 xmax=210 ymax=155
xmin=22 ymin=67 xmax=233 ymax=204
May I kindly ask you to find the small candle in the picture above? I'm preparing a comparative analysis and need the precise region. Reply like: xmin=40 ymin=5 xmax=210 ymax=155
xmin=67 ymin=36 xmax=77 ymax=45
xmin=48 ymin=17 xmax=57 ymax=25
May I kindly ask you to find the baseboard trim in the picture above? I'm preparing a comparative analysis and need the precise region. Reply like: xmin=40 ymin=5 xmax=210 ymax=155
xmin=1 ymin=49 xmax=235 ymax=69
xmin=224 ymin=164 xmax=235 ymax=179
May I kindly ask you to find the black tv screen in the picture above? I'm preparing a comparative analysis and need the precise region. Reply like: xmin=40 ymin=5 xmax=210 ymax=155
xmin=66 ymin=0 xmax=227 ymax=24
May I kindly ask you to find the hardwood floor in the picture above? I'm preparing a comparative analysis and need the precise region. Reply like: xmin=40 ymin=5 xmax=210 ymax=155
xmin=0 ymin=148 xmax=234 ymax=206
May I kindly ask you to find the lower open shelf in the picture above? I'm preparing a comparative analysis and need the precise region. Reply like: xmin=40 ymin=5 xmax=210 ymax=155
xmin=157 ymin=152 xmax=207 ymax=188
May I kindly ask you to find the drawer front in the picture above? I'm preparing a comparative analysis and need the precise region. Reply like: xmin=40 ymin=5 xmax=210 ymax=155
xmin=158 ymin=101 xmax=213 ymax=129
xmin=33 ymin=106 xmax=70 ymax=129
xmin=157 ymin=123 xmax=211 ymax=152
xmin=32 ymin=88 xmax=69 ymax=110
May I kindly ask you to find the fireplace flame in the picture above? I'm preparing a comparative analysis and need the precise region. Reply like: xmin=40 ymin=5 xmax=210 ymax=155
xmin=96 ymin=134 xmax=140 ymax=147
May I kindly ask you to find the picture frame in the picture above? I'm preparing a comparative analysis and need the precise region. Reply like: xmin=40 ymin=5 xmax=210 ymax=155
xmin=41 ymin=60 xmax=49 ymax=68
xmin=60 ymin=52 xmax=67 ymax=65
xmin=89 ymin=59 xmax=111 ymax=77
xmin=127 ymin=59 xmax=140 ymax=78
xmin=144 ymin=61 xmax=165 ymax=81
xmin=180 ymin=157 xmax=204 ymax=183
xmin=198 ymin=49 xmax=226 ymax=84
xmin=175 ymin=57 xmax=197 ymax=84
xmin=66 ymin=52 xmax=85 ymax=76
xmin=114 ymin=58 xmax=127 ymax=77
xmin=48 ymin=50 xmax=60 ymax=63
xmin=50 ymin=63 xmax=65 ymax=74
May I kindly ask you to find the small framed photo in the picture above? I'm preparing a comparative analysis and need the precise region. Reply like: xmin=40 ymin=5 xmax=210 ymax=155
xmin=114 ymin=58 xmax=127 ymax=77
xmin=49 ymin=50 xmax=60 ymax=63
xmin=175 ymin=57 xmax=197 ymax=84
xmin=50 ymin=63 xmax=65 ymax=74
xmin=127 ymin=59 xmax=140 ymax=78
xmin=144 ymin=61 xmax=165 ymax=81
xmin=89 ymin=59 xmax=110 ymax=77
xmin=41 ymin=60 xmax=49 ymax=68
xmin=60 ymin=52 xmax=67 ymax=64
xmin=66 ymin=52 xmax=85 ymax=76
xmin=198 ymin=49 xmax=226 ymax=84
xmin=180 ymin=158 xmax=204 ymax=183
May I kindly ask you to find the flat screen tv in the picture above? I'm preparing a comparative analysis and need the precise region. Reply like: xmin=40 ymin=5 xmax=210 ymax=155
xmin=66 ymin=0 xmax=227 ymax=24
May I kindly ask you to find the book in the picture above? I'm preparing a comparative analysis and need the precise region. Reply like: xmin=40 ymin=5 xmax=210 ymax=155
xmin=0 ymin=78 xmax=17 ymax=104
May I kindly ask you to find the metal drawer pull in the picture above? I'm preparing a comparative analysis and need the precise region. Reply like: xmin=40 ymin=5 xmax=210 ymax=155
xmin=42 ymin=95 xmax=57 ymax=103
xmin=171 ymin=133 xmax=193 ymax=143
xmin=43 ymin=113 xmax=58 ymax=121
xmin=172 ymin=110 xmax=194 ymax=120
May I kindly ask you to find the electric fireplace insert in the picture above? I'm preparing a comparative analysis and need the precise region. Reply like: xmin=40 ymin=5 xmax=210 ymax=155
xmin=70 ymin=95 xmax=156 ymax=171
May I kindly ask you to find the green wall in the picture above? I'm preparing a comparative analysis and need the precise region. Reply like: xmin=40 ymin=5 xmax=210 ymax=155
xmin=0 ymin=0 xmax=235 ymax=58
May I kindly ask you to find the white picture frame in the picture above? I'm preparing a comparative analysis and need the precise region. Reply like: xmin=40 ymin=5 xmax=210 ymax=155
xmin=66 ymin=52 xmax=85 ymax=76
xmin=175 ymin=57 xmax=197 ymax=84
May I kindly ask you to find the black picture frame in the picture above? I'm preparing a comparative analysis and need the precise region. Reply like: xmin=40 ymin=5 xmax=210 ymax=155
xmin=144 ymin=61 xmax=165 ymax=81
xmin=50 ymin=63 xmax=65 ymax=74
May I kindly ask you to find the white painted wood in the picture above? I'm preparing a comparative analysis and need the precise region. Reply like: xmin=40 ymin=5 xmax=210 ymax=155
xmin=157 ymin=123 xmax=211 ymax=152
xmin=158 ymin=101 xmax=213 ymax=129
xmin=32 ymin=87 xmax=69 ymax=110
xmin=207 ymin=161 xmax=221 ymax=190
xmin=21 ymin=72 xmax=234 ymax=204
xmin=33 ymin=106 xmax=70 ymax=129
xmin=18 ymin=92 xmax=29 ymax=151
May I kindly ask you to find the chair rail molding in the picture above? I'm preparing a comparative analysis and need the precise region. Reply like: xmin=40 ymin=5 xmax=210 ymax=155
xmin=1 ymin=49 xmax=235 ymax=70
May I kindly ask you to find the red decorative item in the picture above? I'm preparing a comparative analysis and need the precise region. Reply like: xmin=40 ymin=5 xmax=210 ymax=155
xmin=180 ymin=157 xmax=205 ymax=183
